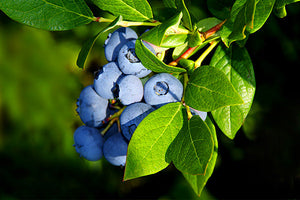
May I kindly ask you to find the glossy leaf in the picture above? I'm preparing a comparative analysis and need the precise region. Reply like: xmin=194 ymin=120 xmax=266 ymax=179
xmin=196 ymin=17 xmax=222 ymax=32
xmin=183 ymin=117 xmax=218 ymax=197
xmin=163 ymin=0 xmax=177 ymax=8
xmin=141 ymin=12 xmax=188 ymax=47
xmin=91 ymin=0 xmax=153 ymax=21
xmin=124 ymin=103 xmax=186 ymax=181
xmin=185 ymin=65 xmax=244 ymax=112
xmin=162 ymin=0 xmax=193 ymax=30
xmin=76 ymin=16 xmax=122 ymax=68
xmin=207 ymin=0 xmax=235 ymax=19
xmin=220 ymin=0 xmax=276 ymax=47
xmin=274 ymin=0 xmax=299 ymax=18
xmin=159 ymin=32 xmax=188 ymax=48
xmin=188 ymin=31 xmax=202 ymax=47
xmin=166 ymin=115 xmax=214 ymax=175
xmin=176 ymin=0 xmax=193 ymax=30
xmin=0 ymin=0 xmax=94 ymax=31
xmin=210 ymin=44 xmax=255 ymax=139
xmin=135 ymin=39 xmax=186 ymax=73
xmin=172 ymin=42 xmax=189 ymax=60
xmin=220 ymin=0 xmax=256 ymax=47
xmin=250 ymin=0 xmax=276 ymax=33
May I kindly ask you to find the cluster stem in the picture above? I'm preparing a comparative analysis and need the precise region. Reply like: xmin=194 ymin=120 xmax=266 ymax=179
xmin=101 ymin=106 xmax=126 ymax=135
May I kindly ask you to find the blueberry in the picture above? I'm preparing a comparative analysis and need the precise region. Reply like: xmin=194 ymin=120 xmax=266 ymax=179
xmin=190 ymin=107 xmax=207 ymax=121
xmin=105 ymin=27 xmax=138 ymax=61
xmin=120 ymin=102 xmax=155 ymax=140
xmin=144 ymin=73 xmax=183 ymax=107
xmin=76 ymin=85 xmax=108 ymax=127
xmin=118 ymin=39 xmax=154 ymax=78
xmin=73 ymin=126 xmax=104 ymax=161
xmin=117 ymin=75 xmax=143 ymax=105
xmin=94 ymin=62 xmax=123 ymax=99
xmin=103 ymin=131 xmax=128 ymax=167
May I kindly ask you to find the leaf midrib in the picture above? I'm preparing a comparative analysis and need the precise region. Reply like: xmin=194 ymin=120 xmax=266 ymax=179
xmin=139 ymin=40 xmax=186 ymax=73
xmin=41 ymin=0 xmax=94 ymax=20
xmin=190 ymin=119 xmax=214 ymax=175
xmin=141 ymin=104 xmax=182 ymax=161
xmin=189 ymin=82 xmax=241 ymax=101
xmin=105 ymin=0 xmax=151 ymax=20
xmin=187 ymin=122 xmax=203 ymax=170
xmin=138 ymin=40 xmax=185 ymax=73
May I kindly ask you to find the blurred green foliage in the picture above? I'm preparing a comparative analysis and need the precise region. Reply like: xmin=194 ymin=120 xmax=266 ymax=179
xmin=0 ymin=0 xmax=300 ymax=199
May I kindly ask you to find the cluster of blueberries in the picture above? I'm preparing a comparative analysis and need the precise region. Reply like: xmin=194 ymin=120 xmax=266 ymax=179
xmin=73 ymin=27 xmax=207 ymax=167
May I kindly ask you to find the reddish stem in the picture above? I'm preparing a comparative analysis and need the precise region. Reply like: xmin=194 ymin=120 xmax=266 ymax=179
xmin=168 ymin=20 xmax=226 ymax=67
xmin=95 ymin=17 xmax=101 ymax=22
xmin=202 ymin=19 xmax=226 ymax=40
xmin=169 ymin=46 xmax=198 ymax=66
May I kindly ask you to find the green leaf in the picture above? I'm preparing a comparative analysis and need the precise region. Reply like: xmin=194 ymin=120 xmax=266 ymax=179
xmin=207 ymin=0 xmax=235 ymax=20
xmin=183 ymin=117 xmax=218 ymax=197
xmin=274 ymin=0 xmax=299 ymax=18
xmin=166 ymin=115 xmax=214 ymax=175
xmin=188 ymin=31 xmax=203 ymax=47
xmin=188 ymin=17 xmax=223 ymax=47
xmin=0 ymin=0 xmax=94 ymax=31
xmin=220 ymin=0 xmax=256 ymax=47
xmin=196 ymin=17 xmax=222 ymax=32
xmin=172 ymin=42 xmax=189 ymax=60
xmin=250 ymin=0 xmax=276 ymax=33
xmin=185 ymin=65 xmax=244 ymax=112
xmin=163 ymin=0 xmax=177 ymax=8
xmin=91 ymin=0 xmax=153 ymax=21
xmin=76 ymin=16 xmax=122 ymax=69
xmin=220 ymin=0 xmax=275 ymax=47
xmin=175 ymin=0 xmax=193 ymax=30
xmin=135 ymin=39 xmax=186 ymax=73
xmin=159 ymin=32 xmax=188 ymax=48
xmin=141 ymin=12 xmax=187 ymax=47
xmin=210 ymin=44 xmax=255 ymax=139
xmin=124 ymin=102 xmax=186 ymax=181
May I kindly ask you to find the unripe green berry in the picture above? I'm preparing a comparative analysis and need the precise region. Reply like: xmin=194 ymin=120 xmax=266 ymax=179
xmin=178 ymin=59 xmax=195 ymax=75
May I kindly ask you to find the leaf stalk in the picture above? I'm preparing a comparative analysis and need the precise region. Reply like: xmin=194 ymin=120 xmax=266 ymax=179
xmin=194 ymin=41 xmax=219 ymax=68
xmin=182 ymin=73 xmax=193 ymax=119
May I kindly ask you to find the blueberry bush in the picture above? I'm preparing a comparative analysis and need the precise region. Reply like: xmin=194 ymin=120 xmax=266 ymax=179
xmin=0 ymin=0 xmax=299 ymax=197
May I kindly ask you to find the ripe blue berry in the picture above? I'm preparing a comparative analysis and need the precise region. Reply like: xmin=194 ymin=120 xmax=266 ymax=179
xmin=105 ymin=27 xmax=138 ymax=61
xmin=94 ymin=62 xmax=122 ymax=99
xmin=73 ymin=126 xmax=104 ymax=161
xmin=117 ymin=39 xmax=154 ymax=78
xmin=144 ymin=73 xmax=183 ymax=107
xmin=120 ymin=102 xmax=155 ymax=141
xmin=76 ymin=85 xmax=108 ymax=127
xmin=117 ymin=75 xmax=143 ymax=105
xmin=103 ymin=131 xmax=128 ymax=167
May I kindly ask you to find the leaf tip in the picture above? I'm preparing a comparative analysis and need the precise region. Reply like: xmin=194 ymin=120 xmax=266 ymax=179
xmin=76 ymin=58 xmax=84 ymax=69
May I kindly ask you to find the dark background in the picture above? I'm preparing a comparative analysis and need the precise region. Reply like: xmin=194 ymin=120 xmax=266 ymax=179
xmin=0 ymin=0 xmax=299 ymax=199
